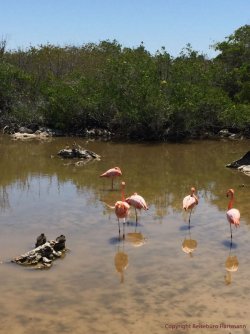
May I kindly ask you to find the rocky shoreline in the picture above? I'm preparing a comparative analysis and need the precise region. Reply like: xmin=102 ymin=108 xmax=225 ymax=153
xmin=2 ymin=124 xmax=250 ymax=142
xmin=2 ymin=124 xmax=250 ymax=175
xmin=3 ymin=125 xmax=114 ymax=141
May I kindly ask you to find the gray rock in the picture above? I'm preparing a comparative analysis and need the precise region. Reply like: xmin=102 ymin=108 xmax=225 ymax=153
xmin=219 ymin=129 xmax=231 ymax=137
xmin=19 ymin=127 xmax=34 ymax=134
xmin=86 ymin=128 xmax=112 ymax=139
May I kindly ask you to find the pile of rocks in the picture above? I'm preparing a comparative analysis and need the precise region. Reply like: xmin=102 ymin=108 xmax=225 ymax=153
xmin=58 ymin=144 xmax=101 ymax=163
xmin=11 ymin=126 xmax=62 ymax=140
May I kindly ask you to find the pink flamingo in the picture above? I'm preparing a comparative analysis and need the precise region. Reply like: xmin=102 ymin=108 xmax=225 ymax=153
xmin=100 ymin=167 xmax=122 ymax=190
xmin=106 ymin=182 xmax=130 ymax=239
xmin=125 ymin=193 xmax=148 ymax=224
xmin=183 ymin=187 xmax=199 ymax=225
xmin=115 ymin=182 xmax=130 ymax=239
xmin=226 ymin=189 xmax=240 ymax=240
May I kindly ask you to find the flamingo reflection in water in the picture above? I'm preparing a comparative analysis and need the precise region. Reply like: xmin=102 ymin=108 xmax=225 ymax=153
xmin=182 ymin=227 xmax=198 ymax=258
xmin=183 ymin=187 xmax=199 ymax=225
xmin=226 ymin=189 xmax=240 ymax=241
xmin=126 ymin=222 xmax=147 ymax=248
xmin=114 ymin=225 xmax=146 ymax=283
xmin=100 ymin=167 xmax=122 ymax=190
xmin=126 ymin=231 xmax=146 ymax=247
xmin=114 ymin=242 xmax=129 ymax=283
xmin=224 ymin=240 xmax=239 ymax=285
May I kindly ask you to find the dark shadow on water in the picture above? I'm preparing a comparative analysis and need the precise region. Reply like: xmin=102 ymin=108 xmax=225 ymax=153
xmin=126 ymin=221 xmax=143 ymax=227
xmin=109 ymin=236 xmax=123 ymax=245
xmin=179 ymin=225 xmax=194 ymax=231
xmin=222 ymin=240 xmax=238 ymax=249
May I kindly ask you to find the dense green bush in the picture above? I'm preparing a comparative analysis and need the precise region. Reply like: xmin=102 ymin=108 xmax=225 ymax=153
xmin=0 ymin=25 xmax=249 ymax=139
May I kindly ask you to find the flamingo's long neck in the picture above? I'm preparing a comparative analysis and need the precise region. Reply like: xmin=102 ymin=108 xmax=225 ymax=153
xmin=191 ymin=189 xmax=198 ymax=204
xmin=228 ymin=193 xmax=234 ymax=210
xmin=121 ymin=183 xmax=125 ymax=201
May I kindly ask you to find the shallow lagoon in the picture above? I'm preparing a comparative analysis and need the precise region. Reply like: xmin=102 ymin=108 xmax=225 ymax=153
xmin=0 ymin=135 xmax=250 ymax=334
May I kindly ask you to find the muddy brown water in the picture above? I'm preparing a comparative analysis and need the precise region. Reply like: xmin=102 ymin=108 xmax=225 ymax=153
xmin=0 ymin=135 xmax=250 ymax=334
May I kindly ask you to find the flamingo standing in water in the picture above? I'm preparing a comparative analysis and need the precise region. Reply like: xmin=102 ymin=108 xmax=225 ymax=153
xmin=226 ymin=189 xmax=240 ymax=240
xmin=125 ymin=193 xmax=148 ymax=224
xmin=115 ymin=182 xmax=130 ymax=239
xmin=100 ymin=167 xmax=122 ymax=190
xmin=183 ymin=187 xmax=199 ymax=225
xmin=106 ymin=182 xmax=130 ymax=239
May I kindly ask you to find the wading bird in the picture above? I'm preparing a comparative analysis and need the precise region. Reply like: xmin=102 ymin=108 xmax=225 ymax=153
xmin=100 ymin=167 xmax=122 ymax=190
xmin=226 ymin=188 xmax=240 ymax=240
xmin=183 ymin=187 xmax=199 ymax=225
xmin=125 ymin=193 xmax=148 ymax=224
xmin=115 ymin=182 xmax=130 ymax=239
xmin=35 ymin=233 xmax=47 ymax=248
xmin=106 ymin=182 xmax=130 ymax=239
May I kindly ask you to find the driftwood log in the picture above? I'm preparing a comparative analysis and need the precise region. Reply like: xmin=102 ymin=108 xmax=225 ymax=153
xmin=12 ymin=235 xmax=66 ymax=269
